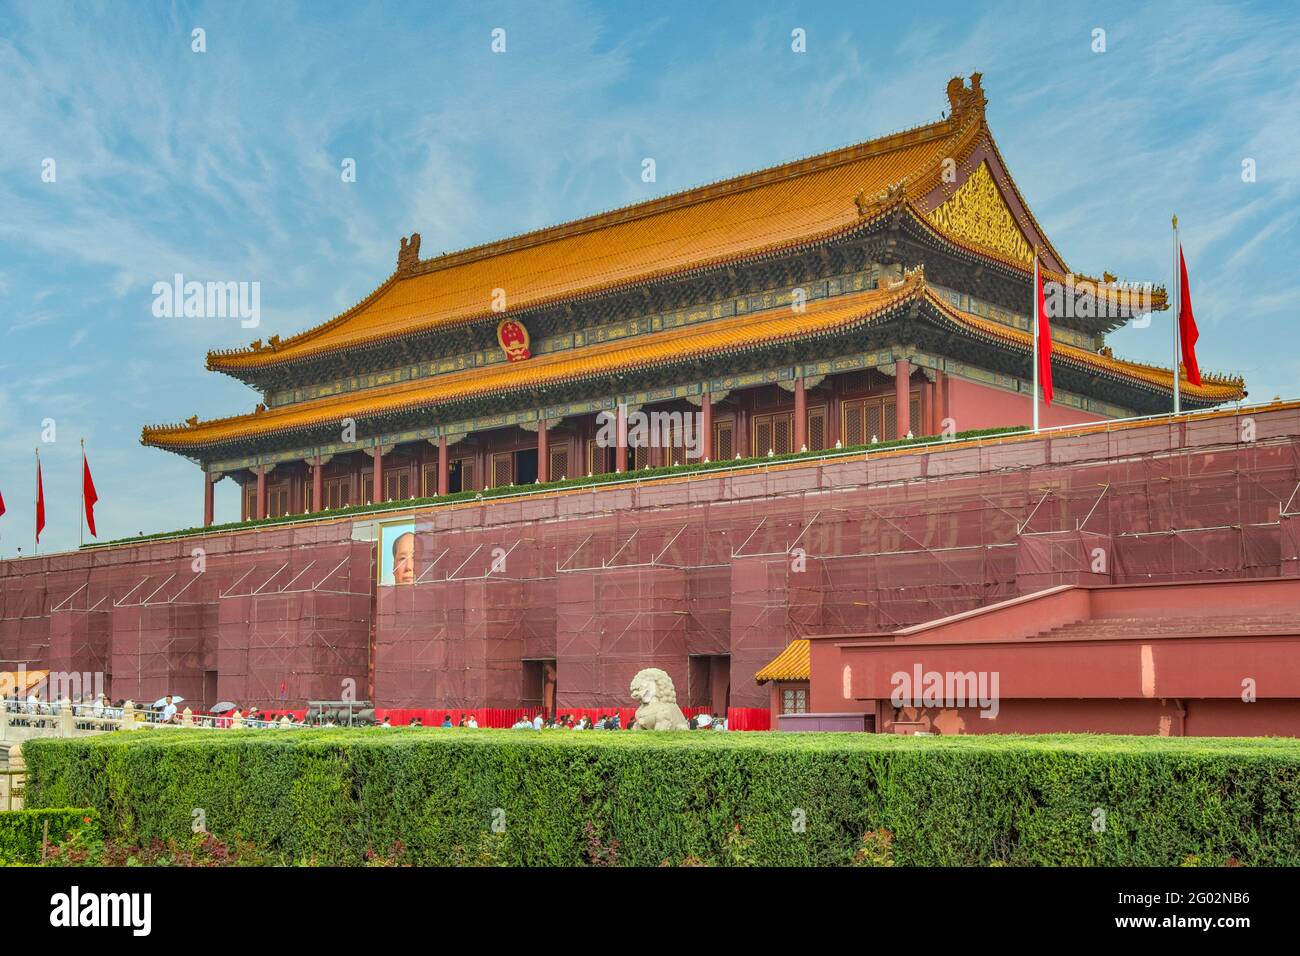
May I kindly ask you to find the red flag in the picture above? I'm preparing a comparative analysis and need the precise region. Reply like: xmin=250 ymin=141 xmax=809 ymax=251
xmin=35 ymin=460 xmax=45 ymax=543
xmin=83 ymin=452 xmax=99 ymax=538
xmin=1036 ymin=256 xmax=1054 ymax=406
xmin=1178 ymin=245 xmax=1202 ymax=387
xmin=0 ymin=487 xmax=6 ymax=519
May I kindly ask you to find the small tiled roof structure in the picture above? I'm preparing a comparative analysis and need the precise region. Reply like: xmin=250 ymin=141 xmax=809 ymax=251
xmin=755 ymin=639 xmax=811 ymax=683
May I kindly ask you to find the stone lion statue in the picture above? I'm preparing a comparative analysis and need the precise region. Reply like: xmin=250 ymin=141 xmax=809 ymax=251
xmin=629 ymin=668 xmax=689 ymax=731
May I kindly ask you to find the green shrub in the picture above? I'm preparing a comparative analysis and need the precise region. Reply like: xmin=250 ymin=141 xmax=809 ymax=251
xmin=20 ymin=730 xmax=1300 ymax=866
xmin=0 ymin=808 xmax=99 ymax=865
xmin=851 ymin=828 xmax=895 ymax=867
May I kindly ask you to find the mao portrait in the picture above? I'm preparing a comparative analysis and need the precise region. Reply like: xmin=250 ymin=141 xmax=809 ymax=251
xmin=378 ymin=521 xmax=418 ymax=586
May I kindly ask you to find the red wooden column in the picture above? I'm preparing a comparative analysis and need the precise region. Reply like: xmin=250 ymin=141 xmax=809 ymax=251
xmin=894 ymin=358 xmax=912 ymax=439
xmin=793 ymin=376 xmax=808 ymax=451
xmin=700 ymin=391 xmax=713 ymax=461
xmin=827 ymin=375 xmax=842 ymax=447
xmin=372 ymin=445 xmax=384 ymax=502
xmin=437 ymin=436 xmax=449 ymax=496
xmin=203 ymin=473 xmax=215 ymax=527
xmin=615 ymin=404 xmax=628 ymax=472
xmin=255 ymin=464 xmax=267 ymax=520
xmin=537 ymin=419 xmax=549 ymax=483
xmin=311 ymin=456 xmax=323 ymax=512
xmin=933 ymin=369 xmax=947 ymax=434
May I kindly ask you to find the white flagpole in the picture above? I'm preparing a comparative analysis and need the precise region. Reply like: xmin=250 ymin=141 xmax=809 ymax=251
xmin=80 ymin=437 xmax=85 ymax=548
xmin=1032 ymin=250 xmax=1040 ymax=433
xmin=1172 ymin=215 xmax=1181 ymax=416
xmin=33 ymin=447 xmax=39 ymax=556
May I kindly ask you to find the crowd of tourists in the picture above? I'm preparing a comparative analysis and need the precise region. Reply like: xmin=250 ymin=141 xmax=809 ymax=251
xmin=3 ymin=690 xmax=729 ymax=731
xmin=500 ymin=712 xmax=728 ymax=731
xmin=2 ymin=690 xmax=127 ymax=720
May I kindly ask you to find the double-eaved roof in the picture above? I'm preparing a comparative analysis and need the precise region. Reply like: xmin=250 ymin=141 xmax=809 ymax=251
xmin=207 ymin=108 xmax=974 ymax=376
xmin=144 ymin=74 xmax=1243 ymax=458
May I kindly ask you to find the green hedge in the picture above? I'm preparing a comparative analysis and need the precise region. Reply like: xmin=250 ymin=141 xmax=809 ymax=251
xmin=91 ymin=425 xmax=1027 ymax=547
xmin=0 ymin=808 xmax=100 ymax=865
xmin=24 ymin=730 xmax=1299 ymax=866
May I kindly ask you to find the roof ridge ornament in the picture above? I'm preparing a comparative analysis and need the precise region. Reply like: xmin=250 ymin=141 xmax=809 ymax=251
xmin=854 ymin=179 xmax=907 ymax=217
xmin=945 ymin=73 xmax=986 ymax=126
xmin=397 ymin=232 xmax=422 ymax=274
xmin=889 ymin=263 xmax=925 ymax=290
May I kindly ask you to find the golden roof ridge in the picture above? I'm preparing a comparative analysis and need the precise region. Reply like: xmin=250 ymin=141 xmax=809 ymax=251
xmin=205 ymin=80 xmax=988 ymax=373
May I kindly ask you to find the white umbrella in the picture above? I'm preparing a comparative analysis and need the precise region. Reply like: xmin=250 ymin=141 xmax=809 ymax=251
xmin=696 ymin=713 xmax=713 ymax=727
xmin=210 ymin=701 xmax=237 ymax=714
xmin=153 ymin=696 xmax=185 ymax=708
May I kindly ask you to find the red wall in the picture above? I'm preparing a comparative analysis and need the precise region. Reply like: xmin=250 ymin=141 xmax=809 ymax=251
xmin=4 ymin=404 xmax=1299 ymax=726
xmin=813 ymin=577 xmax=1300 ymax=736
xmin=945 ymin=376 xmax=1106 ymax=430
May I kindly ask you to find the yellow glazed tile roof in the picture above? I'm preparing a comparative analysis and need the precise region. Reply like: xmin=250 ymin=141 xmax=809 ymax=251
xmin=755 ymin=640 xmax=811 ymax=683
xmin=926 ymin=294 xmax=1245 ymax=402
xmin=145 ymin=269 xmax=1240 ymax=451
xmin=204 ymin=76 xmax=1171 ymax=377
xmin=208 ymin=110 xmax=984 ymax=373
xmin=148 ymin=281 xmax=920 ymax=449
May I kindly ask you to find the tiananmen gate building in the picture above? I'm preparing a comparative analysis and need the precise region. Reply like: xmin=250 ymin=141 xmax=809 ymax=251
xmin=8 ymin=75 xmax=1299 ymax=737
xmin=141 ymin=74 xmax=1242 ymax=524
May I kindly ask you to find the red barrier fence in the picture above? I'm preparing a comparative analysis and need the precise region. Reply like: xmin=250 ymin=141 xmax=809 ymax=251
xmin=372 ymin=707 xmax=543 ymax=727
xmin=363 ymin=705 xmax=772 ymax=729
xmin=194 ymin=704 xmax=772 ymax=729
xmin=727 ymin=707 xmax=771 ymax=731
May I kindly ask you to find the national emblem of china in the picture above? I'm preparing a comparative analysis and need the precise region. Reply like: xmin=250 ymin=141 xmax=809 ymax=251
xmin=496 ymin=317 xmax=532 ymax=362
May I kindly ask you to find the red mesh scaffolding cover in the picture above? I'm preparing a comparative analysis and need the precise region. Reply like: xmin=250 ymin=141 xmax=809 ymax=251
xmin=4 ymin=405 xmax=1300 ymax=716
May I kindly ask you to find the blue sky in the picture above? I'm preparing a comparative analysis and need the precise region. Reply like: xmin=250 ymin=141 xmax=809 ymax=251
xmin=1 ymin=0 xmax=1297 ymax=554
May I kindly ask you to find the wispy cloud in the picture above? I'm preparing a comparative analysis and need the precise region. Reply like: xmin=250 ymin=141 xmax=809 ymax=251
xmin=0 ymin=0 xmax=1296 ymax=550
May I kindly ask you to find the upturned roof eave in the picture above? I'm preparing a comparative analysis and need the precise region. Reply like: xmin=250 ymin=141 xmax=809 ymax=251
xmin=144 ymin=274 xmax=1239 ymax=459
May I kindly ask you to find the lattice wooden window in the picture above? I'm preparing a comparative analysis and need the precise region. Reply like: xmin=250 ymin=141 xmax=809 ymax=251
xmin=267 ymin=483 xmax=290 ymax=518
xmin=842 ymin=400 xmax=866 ymax=446
xmin=548 ymin=444 xmax=569 ymax=481
xmin=775 ymin=416 xmax=791 ymax=454
xmin=421 ymin=463 xmax=438 ymax=497
xmin=323 ymin=477 xmax=350 ymax=510
xmin=586 ymin=440 xmax=604 ymax=476
xmin=753 ymin=412 xmax=792 ymax=455
xmin=361 ymin=469 xmax=373 ymax=504
xmin=243 ymin=486 xmax=257 ymax=520
xmin=384 ymin=469 xmax=411 ymax=502
xmin=807 ymin=405 xmax=827 ymax=452
xmin=668 ymin=419 xmax=689 ymax=466
xmin=453 ymin=458 xmax=475 ymax=492
xmin=909 ymin=393 xmax=922 ymax=437
xmin=781 ymin=685 xmax=809 ymax=715
xmin=631 ymin=442 xmax=649 ymax=470
xmin=843 ymin=396 xmax=911 ymax=444
xmin=713 ymin=419 xmax=734 ymax=460
xmin=491 ymin=452 xmax=514 ymax=488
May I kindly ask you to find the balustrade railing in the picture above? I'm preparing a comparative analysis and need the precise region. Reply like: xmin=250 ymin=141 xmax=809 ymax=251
xmin=0 ymin=698 xmax=308 ymax=737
